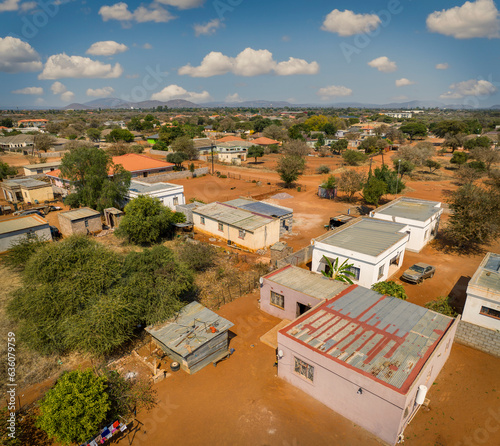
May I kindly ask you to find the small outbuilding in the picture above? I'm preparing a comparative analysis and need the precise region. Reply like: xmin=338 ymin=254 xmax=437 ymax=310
xmin=146 ymin=302 xmax=234 ymax=374
xmin=128 ymin=180 xmax=185 ymax=210
xmin=103 ymin=208 xmax=124 ymax=228
xmin=370 ymin=197 xmax=443 ymax=252
xmin=58 ymin=207 xmax=102 ymax=236
xmin=0 ymin=214 xmax=51 ymax=253
xmin=23 ymin=161 xmax=61 ymax=176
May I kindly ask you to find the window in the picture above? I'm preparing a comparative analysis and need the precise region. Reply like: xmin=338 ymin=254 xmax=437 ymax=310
xmin=378 ymin=264 xmax=384 ymax=280
xmin=294 ymin=357 xmax=314 ymax=382
xmin=270 ymin=291 xmax=284 ymax=309
xmin=84 ymin=220 xmax=89 ymax=228
xmin=346 ymin=266 xmax=360 ymax=281
xmin=173 ymin=197 xmax=179 ymax=206
xmin=218 ymin=222 xmax=224 ymax=232
xmin=424 ymin=230 xmax=429 ymax=239
xmin=239 ymin=229 xmax=245 ymax=239
xmin=200 ymin=216 xmax=205 ymax=225
xmin=480 ymin=306 xmax=500 ymax=320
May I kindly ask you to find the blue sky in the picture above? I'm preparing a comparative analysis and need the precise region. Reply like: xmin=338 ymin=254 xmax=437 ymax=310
xmin=1 ymin=0 xmax=499 ymax=107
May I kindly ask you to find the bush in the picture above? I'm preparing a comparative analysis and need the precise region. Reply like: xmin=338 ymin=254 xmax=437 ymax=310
xmin=424 ymin=296 xmax=457 ymax=317
xmin=4 ymin=234 xmax=49 ymax=271
xmin=316 ymin=164 xmax=330 ymax=174
xmin=467 ymin=160 xmax=486 ymax=171
xmin=371 ymin=281 xmax=407 ymax=300
xmin=450 ymin=151 xmax=469 ymax=165
xmin=176 ymin=242 xmax=218 ymax=272
xmin=342 ymin=150 xmax=368 ymax=166
xmin=362 ymin=176 xmax=387 ymax=206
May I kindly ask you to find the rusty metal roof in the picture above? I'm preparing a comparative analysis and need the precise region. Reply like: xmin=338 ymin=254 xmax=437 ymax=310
xmin=281 ymin=285 xmax=453 ymax=393
xmin=58 ymin=207 xmax=100 ymax=221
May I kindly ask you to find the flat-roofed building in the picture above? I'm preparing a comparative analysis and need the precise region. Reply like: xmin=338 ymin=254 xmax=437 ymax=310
xmin=370 ymin=197 xmax=443 ymax=252
xmin=193 ymin=202 xmax=280 ymax=251
xmin=1 ymin=177 xmax=54 ymax=204
xmin=462 ymin=252 xmax=500 ymax=331
xmin=127 ymin=180 xmax=185 ymax=210
xmin=215 ymin=141 xmax=252 ymax=165
xmin=23 ymin=161 xmax=61 ymax=176
xmin=0 ymin=214 xmax=51 ymax=253
xmin=57 ymin=207 xmax=102 ymax=236
xmin=311 ymin=217 xmax=409 ymax=288
xmin=277 ymin=285 xmax=458 ymax=445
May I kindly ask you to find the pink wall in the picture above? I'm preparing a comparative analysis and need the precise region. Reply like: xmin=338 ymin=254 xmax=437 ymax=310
xmin=260 ymin=278 xmax=323 ymax=321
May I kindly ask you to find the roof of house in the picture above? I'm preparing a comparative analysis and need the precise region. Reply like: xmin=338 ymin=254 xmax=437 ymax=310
xmin=265 ymin=265 xmax=349 ymax=300
xmin=23 ymin=161 xmax=62 ymax=170
xmin=0 ymin=134 xmax=35 ymax=145
xmin=469 ymin=252 xmax=500 ymax=294
xmin=314 ymin=217 xmax=408 ymax=257
xmin=251 ymin=137 xmax=280 ymax=145
xmin=224 ymin=198 xmax=292 ymax=217
xmin=2 ymin=178 xmax=50 ymax=189
xmin=280 ymin=284 xmax=453 ymax=394
xmin=0 ymin=214 xmax=49 ymax=235
xmin=216 ymin=135 xmax=245 ymax=143
xmin=129 ymin=180 xmax=181 ymax=194
xmin=193 ymin=202 xmax=275 ymax=231
xmin=58 ymin=207 xmax=100 ymax=221
xmin=216 ymin=140 xmax=253 ymax=149
xmin=372 ymin=197 xmax=442 ymax=223
xmin=146 ymin=302 xmax=233 ymax=358
xmin=193 ymin=138 xmax=214 ymax=149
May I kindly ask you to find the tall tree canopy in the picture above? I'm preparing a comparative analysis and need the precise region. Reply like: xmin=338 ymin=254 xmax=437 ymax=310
xmin=399 ymin=122 xmax=427 ymax=141
xmin=60 ymin=146 xmax=131 ymax=212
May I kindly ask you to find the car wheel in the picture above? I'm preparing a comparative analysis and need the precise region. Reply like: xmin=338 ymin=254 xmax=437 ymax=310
xmin=430 ymin=273 xmax=434 ymax=278
xmin=170 ymin=361 xmax=180 ymax=372
xmin=418 ymin=278 xmax=423 ymax=284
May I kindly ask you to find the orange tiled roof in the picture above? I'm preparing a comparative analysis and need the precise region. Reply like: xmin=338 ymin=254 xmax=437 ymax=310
xmin=250 ymin=137 xmax=280 ymax=145
xmin=216 ymin=135 xmax=245 ymax=143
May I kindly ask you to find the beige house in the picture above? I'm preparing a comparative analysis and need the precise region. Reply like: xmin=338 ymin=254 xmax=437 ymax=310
xmin=1 ymin=178 xmax=54 ymax=204
xmin=192 ymin=202 xmax=280 ymax=251
xmin=58 ymin=208 xmax=102 ymax=236
xmin=215 ymin=141 xmax=252 ymax=165
xmin=23 ymin=161 xmax=61 ymax=176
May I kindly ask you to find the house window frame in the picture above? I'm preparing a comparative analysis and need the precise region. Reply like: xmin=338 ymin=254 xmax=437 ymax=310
xmin=238 ymin=229 xmax=245 ymax=239
xmin=173 ymin=197 xmax=179 ymax=206
xmin=346 ymin=266 xmax=360 ymax=281
xmin=480 ymin=306 xmax=500 ymax=320
xmin=270 ymin=291 xmax=284 ymax=309
xmin=378 ymin=264 xmax=384 ymax=280
xmin=218 ymin=222 xmax=224 ymax=232
xmin=294 ymin=357 xmax=314 ymax=382
xmin=200 ymin=216 xmax=205 ymax=225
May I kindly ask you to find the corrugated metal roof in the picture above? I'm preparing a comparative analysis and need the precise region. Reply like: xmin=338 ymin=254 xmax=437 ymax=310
xmin=224 ymin=198 xmax=254 ymax=207
xmin=146 ymin=302 xmax=234 ymax=358
xmin=282 ymin=285 xmax=453 ymax=393
xmin=2 ymin=178 xmax=49 ymax=189
xmin=316 ymin=218 xmax=408 ymax=257
xmin=24 ymin=161 xmax=61 ymax=170
xmin=471 ymin=252 xmax=500 ymax=293
xmin=240 ymin=201 xmax=292 ymax=218
xmin=193 ymin=202 xmax=275 ymax=231
xmin=265 ymin=265 xmax=349 ymax=300
xmin=58 ymin=207 xmax=100 ymax=221
xmin=373 ymin=197 xmax=441 ymax=222
xmin=0 ymin=214 xmax=49 ymax=235
xmin=129 ymin=181 xmax=180 ymax=194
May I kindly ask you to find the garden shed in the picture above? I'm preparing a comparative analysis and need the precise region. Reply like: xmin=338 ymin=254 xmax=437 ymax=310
xmin=57 ymin=207 xmax=102 ymax=236
xmin=146 ymin=302 xmax=234 ymax=374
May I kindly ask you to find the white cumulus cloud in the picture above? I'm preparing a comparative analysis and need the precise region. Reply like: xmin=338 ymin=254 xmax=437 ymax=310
xmin=440 ymin=79 xmax=497 ymax=99
xmin=317 ymin=85 xmax=353 ymax=100
xmin=156 ymin=0 xmax=204 ymax=9
xmin=39 ymin=53 xmax=123 ymax=79
xmin=86 ymin=87 xmax=115 ymax=97
xmin=321 ymin=9 xmax=381 ymax=36
xmin=179 ymin=48 xmax=318 ymax=77
xmin=86 ymin=41 xmax=128 ymax=56
xmin=0 ymin=37 xmax=42 ymax=73
xmin=20 ymin=1 xmax=37 ymax=12
xmin=226 ymin=93 xmax=243 ymax=103
xmin=194 ymin=18 xmax=222 ymax=36
xmin=61 ymin=91 xmax=75 ymax=102
xmin=436 ymin=63 xmax=449 ymax=70
xmin=395 ymin=78 xmax=416 ymax=87
xmin=368 ymin=56 xmax=397 ymax=73
xmin=0 ymin=0 xmax=20 ymax=12
xmin=11 ymin=86 xmax=43 ymax=95
xmin=51 ymin=81 xmax=67 ymax=94
xmin=99 ymin=2 xmax=175 ymax=23
xmin=427 ymin=0 xmax=500 ymax=39
xmin=151 ymin=84 xmax=210 ymax=102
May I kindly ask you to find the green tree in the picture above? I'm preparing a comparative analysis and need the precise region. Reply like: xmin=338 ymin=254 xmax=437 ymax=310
xmin=431 ymin=120 xmax=468 ymax=138
xmin=374 ymin=164 xmax=404 ymax=194
xmin=320 ymin=174 xmax=336 ymax=191
xmin=276 ymin=155 xmax=306 ymax=187
xmin=425 ymin=159 xmax=441 ymax=173
xmin=37 ymin=370 xmax=110 ymax=445
xmin=117 ymin=195 xmax=185 ymax=245
xmin=167 ymin=151 xmax=189 ymax=170
xmin=0 ymin=117 xmax=13 ymax=128
xmin=397 ymin=142 xmax=436 ymax=166
xmin=463 ymin=136 xmax=493 ymax=151
xmin=159 ymin=125 xmax=185 ymax=145
xmin=34 ymin=134 xmax=56 ymax=153
xmin=469 ymin=146 xmax=500 ymax=172
xmin=106 ymin=128 xmax=134 ymax=143
xmin=337 ymin=169 xmax=366 ymax=202
xmin=87 ymin=128 xmax=101 ymax=142
xmin=247 ymin=145 xmax=264 ymax=163
xmin=450 ymin=151 xmax=469 ymax=165
xmin=321 ymin=256 xmax=355 ymax=284
xmin=283 ymin=140 xmax=309 ymax=157
xmin=330 ymin=139 xmax=348 ymax=155
xmin=152 ymin=140 xmax=169 ymax=151
xmin=316 ymin=164 xmax=330 ymax=174
xmin=0 ymin=161 xmax=17 ymax=179
xmin=359 ymin=136 xmax=388 ymax=154
xmin=362 ymin=176 xmax=387 ymax=206
xmin=443 ymin=133 xmax=466 ymax=153
xmin=371 ymin=281 xmax=407 ymax=300
xmin=323 ymin=122 xmax=337 ymax=137
xmin=60 ymin=146 xmax=131 ymax=212
xmin=424 ymin=296 xmax=457 ymax=317
xmin=393 ymin=159 xmax=415 ymax=179
xmin=288 ymin=124 xmax=305 ymax=140
xmin=315 ymin=134 xmax=325 ymax=149
xmin=171 ymin=135 xmax=198 ymax=160
xmin=342 ymin=149 xmax=368 ymax=166
xmin=399 ymin=122 xmax=427 ymax=141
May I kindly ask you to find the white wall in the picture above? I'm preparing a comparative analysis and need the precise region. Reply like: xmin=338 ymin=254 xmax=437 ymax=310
xmin=128 ymin=185 xmax=185 ymax=210
xmin=0 ymin=226 xmax=51 ymax=253
xmin=462 ymin=291 xmax=500 ymax=331
xmin=311 ymin=236 xmax=408 ymax=288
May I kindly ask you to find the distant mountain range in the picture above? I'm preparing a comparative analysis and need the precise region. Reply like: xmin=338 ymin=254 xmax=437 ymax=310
xmin=64 ymin=98 xmax=199 ymax=110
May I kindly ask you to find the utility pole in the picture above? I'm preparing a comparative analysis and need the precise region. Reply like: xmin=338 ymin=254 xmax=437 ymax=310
xmin=210 ymin=142 xmax=215 ymax=175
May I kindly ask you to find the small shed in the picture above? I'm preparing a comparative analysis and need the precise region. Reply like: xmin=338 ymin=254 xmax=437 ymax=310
xmin=0 ymin=214 xmax=51 ymax=253
xmin=146 ymin=302 xmax=234 ymax=374
xmin=103 ymin=207 xmax=124 ymax=228
xmin=270 ymin=241 xmax=293 ymax=267
xmin=58 ymin=207 xmax=102 ymax=236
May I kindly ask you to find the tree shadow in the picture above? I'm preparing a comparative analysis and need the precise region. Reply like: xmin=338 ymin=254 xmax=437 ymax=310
xmin=431 ymin=233 xmax=486 ymax=256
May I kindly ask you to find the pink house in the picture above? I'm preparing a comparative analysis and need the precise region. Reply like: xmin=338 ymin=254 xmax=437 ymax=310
xmin=272 ymin=281 xmax=458 ymax=445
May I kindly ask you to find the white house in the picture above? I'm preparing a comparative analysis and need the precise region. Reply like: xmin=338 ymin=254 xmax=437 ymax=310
xmin=370 ymin=197 xmax=443 ymax=253
xmin=0 ymin=214 xmax=51 ymax=253
xmin=192 ymin=202 xmax=280 ymax=251
xmin=127 ymin=180 xmax=185 ymax=210
xmin=311 ymin=217 xmax=409 ymax=288
xmin=215 ymin=141 xmax=252 ymax=165
xmin=462 ymin=252 xmax=500 ymax=331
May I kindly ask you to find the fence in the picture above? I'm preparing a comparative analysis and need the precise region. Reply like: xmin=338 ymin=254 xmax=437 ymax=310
xmin=455 ymin=320 xmax=500 ymax=357
xmin=276 ymin=244 xmax=313 ymax=269
xmin=138 ymin=167 xmax=209 ymax=183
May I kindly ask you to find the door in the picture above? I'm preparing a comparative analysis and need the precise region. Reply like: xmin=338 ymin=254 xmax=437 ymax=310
xmin=297 ymin=302 xmax=311 ymax=317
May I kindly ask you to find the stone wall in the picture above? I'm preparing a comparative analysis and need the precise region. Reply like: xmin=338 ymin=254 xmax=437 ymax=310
xmin=276 ymin=244 xmax=313 ymax=269
xmin=455 ymin=320 xmax=500 ymax=357
xmin=138 ymin=167 xmax=209 ymax=183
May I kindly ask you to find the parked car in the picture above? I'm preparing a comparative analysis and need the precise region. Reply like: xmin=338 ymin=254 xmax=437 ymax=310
xmin=13 ymin=209 xmax=44 ymax=218
xmin=50 ymin=226 xmax=61 ymax=239
xmin=401 ymin=263 xmax=436 ymax=284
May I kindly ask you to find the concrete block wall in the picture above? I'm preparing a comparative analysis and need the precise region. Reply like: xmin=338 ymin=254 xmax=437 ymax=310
xmin=455 ymin=320 xmax=500 ymax=357
xmin=139 ymin=167 xmax=209 ymax=183
xmin=276 ymin=244 xmax=313 ymax=269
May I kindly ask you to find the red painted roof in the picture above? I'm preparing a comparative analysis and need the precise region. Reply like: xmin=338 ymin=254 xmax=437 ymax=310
xmin=251 ymin=137 xmax=280 ymax=145
xmin=216 ymin=135 xmax=245 ymax=143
